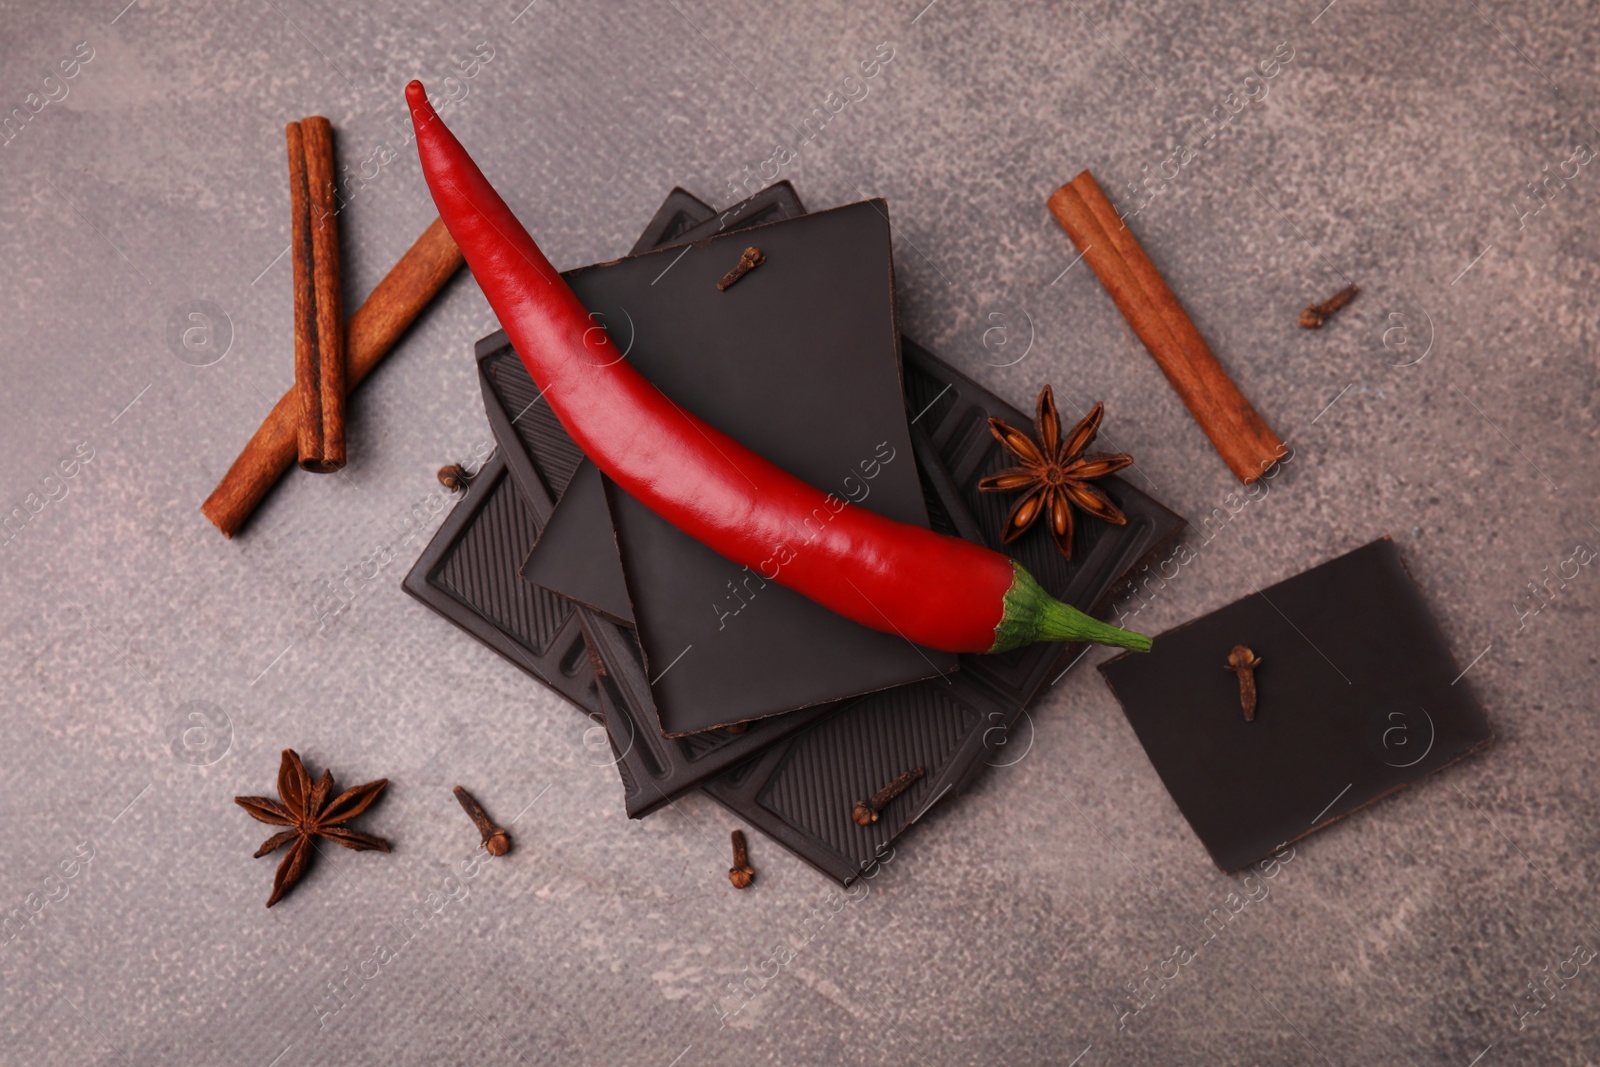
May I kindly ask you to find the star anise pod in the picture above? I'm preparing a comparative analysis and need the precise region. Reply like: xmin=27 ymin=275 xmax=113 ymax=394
xmin=977 ymin=387 xmax=1133 ymax=560
xmin=234 ymin=749 xmax=390 ymax=907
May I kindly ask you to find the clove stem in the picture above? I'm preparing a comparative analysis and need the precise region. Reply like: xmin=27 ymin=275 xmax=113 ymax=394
xmin=716 ymin=247 xmax=765 ymax=291
xmin=1299 ymin=283 xmax=1359 ymax=329
xmin=852 ymin=767 xmax=925 ymax=827
xmin=728 ymin=829 xmax=754 ymax=889
xmin=453 ymin=786 xmax=511 ymax=856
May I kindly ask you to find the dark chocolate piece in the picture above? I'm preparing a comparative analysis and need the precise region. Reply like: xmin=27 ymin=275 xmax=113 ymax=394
xmin=400 ymin=449 xmax=599 ymax=715
xmin=519 ymin=188 xmax=808 ymax=622
xmin=592 ymin=201 xmax=953 ymax=734
xmin=579 ymin=601 xmax=834 ymax=816
xmin=1099 ymin=537 xmax=1494 ymax=872
xmin=411 ymin=186 xmax=837 ymax=817
xmin=698 ymin=338 xmax=1186 ymax=884
xmin=401 ymin=444 xmax=836 ymax=818
xmin=680 ymin=181 xmax=807 ymax=242
xmin=498 ymin=200 xmax=958 ymax=735
xmin=519 ymin=462 xmax=632 ymax=624
xmin=628 ymin=186 xmax=717 ymax=255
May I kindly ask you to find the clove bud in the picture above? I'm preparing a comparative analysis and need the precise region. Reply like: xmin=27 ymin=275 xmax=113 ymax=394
xmin=852 ymin=767 xmax=925 ymax=827
xmin=728 ymin=829 xmax=754 ymax=889
xmin=453 ymin=786 xmax=510 ymax=856
xmin=1225 ymin=645 xmax=1262 ymax=722
xmin=1299 ymin=284 xmax=1359 ymax=329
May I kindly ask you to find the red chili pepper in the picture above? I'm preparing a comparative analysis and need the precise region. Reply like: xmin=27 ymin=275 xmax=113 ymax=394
xmin=405 ymin=81 xmax=1149 ymax=655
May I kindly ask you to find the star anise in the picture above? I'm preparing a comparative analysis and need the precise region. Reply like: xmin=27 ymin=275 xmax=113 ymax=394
xmin=234 ymin=749 xmax=390 ymax=907
xmin=978 ymin=387 xmax=1133 ymax=559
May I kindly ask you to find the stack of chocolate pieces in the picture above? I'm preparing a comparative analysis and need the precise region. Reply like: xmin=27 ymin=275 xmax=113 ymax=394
xmin=405 ymin=184 xmax=1184 ymax=883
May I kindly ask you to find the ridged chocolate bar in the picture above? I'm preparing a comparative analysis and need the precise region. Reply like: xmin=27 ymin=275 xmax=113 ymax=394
xmin=401 ymin=448 xmax=598 ymax=715
xmin=698 ymin=338 xmax=1186 ymax=883
xmin=409 ymin=185 xmax=841 ymax=816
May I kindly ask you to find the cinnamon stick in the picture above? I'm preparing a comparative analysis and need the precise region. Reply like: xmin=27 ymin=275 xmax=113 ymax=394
xmin=1047 ymin=170 xmax=1284 ymax=484
xmin=285 ymin=122 xmax=317 ymax=463
xmin=300 ymin=116 xmax=350 ymax=470
xmin=288 ymin=117 xmax=346 ymax=472
xmin=201 ymin=217 xmax=463 ymax=537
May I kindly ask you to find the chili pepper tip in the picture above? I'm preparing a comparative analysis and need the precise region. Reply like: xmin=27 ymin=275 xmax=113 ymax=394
xmin=406 ymin=80 xmax=429 ymax=113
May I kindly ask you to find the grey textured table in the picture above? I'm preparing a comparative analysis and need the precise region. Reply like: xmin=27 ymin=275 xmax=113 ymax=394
xmin=3 ymin=1 xmax=1597 ymax=1063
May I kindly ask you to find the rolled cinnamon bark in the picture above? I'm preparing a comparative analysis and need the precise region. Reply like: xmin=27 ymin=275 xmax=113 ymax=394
xmin=200 ymin=218 xmax=463 ymax=537
xmin=288 ymin=117 xmax=346 ymax=472
xmin=300 ymin=117 xmax=346 ymax=471
xmin=1048 ymin=171 xmax=1284 ymax=484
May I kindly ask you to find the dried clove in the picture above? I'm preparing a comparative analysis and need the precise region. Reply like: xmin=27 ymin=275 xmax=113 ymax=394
xmin=728 ymin=829 xmax=754 ymax=889
xmin=1225 ymin=645 xmax=1262 ymax=721
xmin=453 ymin=786 xmax=511 ymax=856
xmin=1299 ymin=284 xmax=1359 ymax=329
xmin=716 ymin=246 xmax=765 ymax=291
xmin=852 ymin=767 xmax=925 ymax=827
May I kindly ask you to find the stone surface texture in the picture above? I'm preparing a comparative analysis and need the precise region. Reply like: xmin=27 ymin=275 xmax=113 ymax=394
xmin=1 ymin=0 xmax=1596 ymax=1063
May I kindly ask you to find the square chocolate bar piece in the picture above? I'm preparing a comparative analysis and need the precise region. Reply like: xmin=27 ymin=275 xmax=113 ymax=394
xmin=1099 ymin=538 xmax=1493 ymax=871
xmin=541 ymin=200 xmax=957 ymax=735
